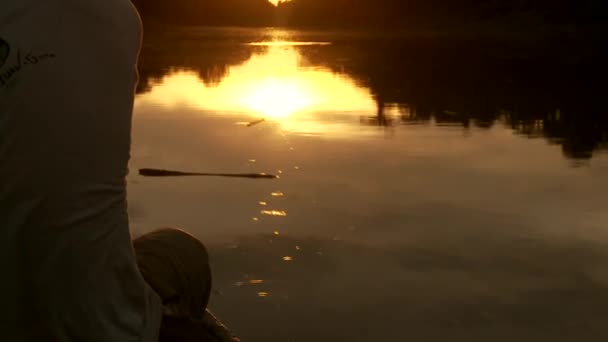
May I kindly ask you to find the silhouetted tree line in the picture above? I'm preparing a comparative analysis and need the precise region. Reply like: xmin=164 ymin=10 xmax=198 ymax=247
xmin=132 ymin=0 xmax=605 ymax=30
xmin=131 ymin=0 xmax=275 ymax=26
xmin=277 ymin=0 xmax=605 ymax=29
xmin=301 ymin=37 xmax=606 ymax=159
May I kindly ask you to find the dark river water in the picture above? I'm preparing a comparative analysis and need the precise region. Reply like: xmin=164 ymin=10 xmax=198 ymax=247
xmin=128 ymin=27 xmax=608 ymax=341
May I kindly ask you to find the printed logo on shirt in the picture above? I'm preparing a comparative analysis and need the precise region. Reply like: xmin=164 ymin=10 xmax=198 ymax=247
xmin=0 ymin=37 xmax=56 ymax=88
xmin=0 ymin=38 xmax=8 ymax=68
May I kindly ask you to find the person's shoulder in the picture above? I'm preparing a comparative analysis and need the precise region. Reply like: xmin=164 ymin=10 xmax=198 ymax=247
xmin=65 ymin=0 xmax=142 ymax=49
xmin=66 ymin=0 xmax=141 ymax=31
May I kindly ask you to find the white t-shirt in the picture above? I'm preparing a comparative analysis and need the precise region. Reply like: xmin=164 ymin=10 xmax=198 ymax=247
xmin=0 ymin=1 xmax=161 ymax=340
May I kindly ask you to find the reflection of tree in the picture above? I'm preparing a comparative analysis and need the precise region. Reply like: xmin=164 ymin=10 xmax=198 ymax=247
xmin=299 ymin=37 xmax=607 ymax=159
xmin=508 ymin=106 xmax=608 ymax=160
xmin=136 ymin=29 xmax=607 ymax=160
xmin=136 ymin=28 xmax=257 ymax=93
xmin=359 ymin=98 xmax=393 ymax=127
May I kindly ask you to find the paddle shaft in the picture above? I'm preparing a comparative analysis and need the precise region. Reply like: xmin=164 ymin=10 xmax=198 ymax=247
xmin=139 ymin=168 xmax=277 ymax=179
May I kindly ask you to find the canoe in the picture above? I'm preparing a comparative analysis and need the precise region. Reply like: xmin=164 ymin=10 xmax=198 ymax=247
xmin=160 ymin=309 xmax=240 ymax=342
xmin=202 ymin=310 xmax=240 ymax=342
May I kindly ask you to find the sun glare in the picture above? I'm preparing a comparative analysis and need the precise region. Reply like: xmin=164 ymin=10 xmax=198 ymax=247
xmin=242 ymin=78 xmax=314 ymax=118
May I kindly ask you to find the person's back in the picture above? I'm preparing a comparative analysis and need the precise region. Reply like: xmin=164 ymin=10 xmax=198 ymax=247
xmin=0 ymin=0 xmax=161 ymax=340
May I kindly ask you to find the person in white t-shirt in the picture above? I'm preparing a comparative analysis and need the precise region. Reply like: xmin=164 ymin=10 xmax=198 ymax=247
xmin=1 ymin=1 xmax=212 ymax=341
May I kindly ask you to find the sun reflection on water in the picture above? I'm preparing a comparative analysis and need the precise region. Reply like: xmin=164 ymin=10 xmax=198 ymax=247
xmin=136 ymin=44 xmax=376 ymax=135
xmin=261 ymin=210 xmax=288 ymax=217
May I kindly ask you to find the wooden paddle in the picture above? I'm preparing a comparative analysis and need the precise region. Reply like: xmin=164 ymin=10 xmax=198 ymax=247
xmin=139 ymin=168 xmax=278 ymax=179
